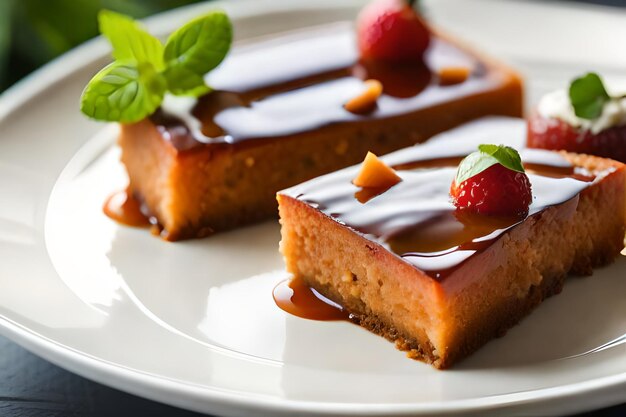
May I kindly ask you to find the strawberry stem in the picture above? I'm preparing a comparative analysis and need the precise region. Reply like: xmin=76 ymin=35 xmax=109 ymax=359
xmin=408 ymin=0 xmax=418 ymax=8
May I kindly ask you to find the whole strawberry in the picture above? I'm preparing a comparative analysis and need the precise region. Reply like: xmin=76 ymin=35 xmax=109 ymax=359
xmin=450 ymin=145 xmax=532 ymax=217
xmin=357 ymin=0 xmax=431 ymax=62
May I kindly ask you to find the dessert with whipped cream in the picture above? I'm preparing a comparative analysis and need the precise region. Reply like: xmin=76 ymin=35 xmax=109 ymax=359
xmin=81 ymin=1 xmax=523 ymax=240
xmin=277 ymin=117 xmax=626 ymax=368
xmin=528 ymin=72 xmax=626 ymax=162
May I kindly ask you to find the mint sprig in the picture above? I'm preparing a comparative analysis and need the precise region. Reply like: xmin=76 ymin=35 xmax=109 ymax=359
xmin=455 ymin=144 xmax=525 ymax=185
xmin=81 ymin=9 xmax=232 ymax=123
xmin=477 ymin=144 xmax=525 ymax=172
xmin=98 ymin=10 xmax=165 ymax=70
xmin=163 ymin=11 xmax=231 ymax=95
xmin=569 ymin=72 xmax=610 ymax=120
xmin=81 ymin=62 xmax=167 ymax=123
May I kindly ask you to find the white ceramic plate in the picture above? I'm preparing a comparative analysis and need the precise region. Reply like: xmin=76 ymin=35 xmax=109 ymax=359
xmin=0 ymin=0 xmax=625 ymax=416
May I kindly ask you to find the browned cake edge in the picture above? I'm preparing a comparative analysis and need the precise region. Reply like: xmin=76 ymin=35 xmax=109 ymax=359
xmin=277 ymin=153 xmax=626 ymax=369
xmin=277 ymin=192 xmax=447 ymax=367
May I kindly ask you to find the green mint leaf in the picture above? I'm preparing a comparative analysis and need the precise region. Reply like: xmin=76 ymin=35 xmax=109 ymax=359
xmin=455 ymin=144 xmax=524 ymax=185
xmin=81 ymin=9 xmax=232 ymax=121
xmin=163 ymin=10 xmax=232 ymax=95
xmin=98 ymin=10 xmax=164 ymax=70
xmin=477 ymin=144 xmax=525 ymax=173
xmin=455 ymin=152 xmax=498 ymax=185
xmin=80 ymin=62 xmax=166 ymax=123
xmin=162 ymin=66 xmax=212 ymax=97
xmin=569 ymin=72 xmax=610 ymax=120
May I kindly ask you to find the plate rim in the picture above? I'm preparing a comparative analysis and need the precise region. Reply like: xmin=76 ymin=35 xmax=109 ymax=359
xmin=0 ymin=0 xmax=624 ymax=415
xmin=2 ymin=312 xmax=625 ymax=417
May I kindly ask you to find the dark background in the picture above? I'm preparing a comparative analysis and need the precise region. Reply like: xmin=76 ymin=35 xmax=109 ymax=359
xmin=0 ymin=0 xmax=205 ymax=93
xmin=2 ymin=0 xmax=626 ymax=94
xmin=0 ymin=0 xmax=624 ymax=416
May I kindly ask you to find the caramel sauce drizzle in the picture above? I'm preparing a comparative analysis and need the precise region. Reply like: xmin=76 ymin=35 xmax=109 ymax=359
xmin=150 ymin=28 xmax=486 ymax=151
xmin=273 ymin=277 xmax=349 ymax=321
xmin=285 ymin=144 xmax=598 ymax=283
xmin=103 ymin=189 xmax=150 ymax=227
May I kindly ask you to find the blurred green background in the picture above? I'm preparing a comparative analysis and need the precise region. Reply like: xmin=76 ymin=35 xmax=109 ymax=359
xmin=2 ymin=0 xmax=622 ymax=95
xmin=0 ymin=0 xmax=204 ymax=93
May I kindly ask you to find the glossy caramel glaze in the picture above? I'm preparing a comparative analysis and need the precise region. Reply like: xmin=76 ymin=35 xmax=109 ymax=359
xmin=151 ymin=23 xmax=504 ymax=152
xmin=280 ymin=118 xmax=602 ymax=281
xmin=103 ymin=189 xmax=151 ymax=227
xmin=273 ymin=277 xmax=349 ymax=321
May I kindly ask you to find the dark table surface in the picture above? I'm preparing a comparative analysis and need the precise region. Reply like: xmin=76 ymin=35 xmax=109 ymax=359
xmin=0 ymin=334 xmax=623 ymax=416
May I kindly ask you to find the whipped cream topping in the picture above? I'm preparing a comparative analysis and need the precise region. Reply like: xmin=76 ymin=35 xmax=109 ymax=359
xmin=538 ymin=86 xmax=626 ymax=134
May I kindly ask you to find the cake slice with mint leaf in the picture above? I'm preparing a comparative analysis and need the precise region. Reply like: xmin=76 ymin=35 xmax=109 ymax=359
xmin=81 ymin=1 xmax=523 ymax=240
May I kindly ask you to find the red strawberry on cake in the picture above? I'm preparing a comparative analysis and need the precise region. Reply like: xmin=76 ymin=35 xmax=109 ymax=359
xmin=450 ymin=144 xmax=532 ymax=217
xmin=357 ymin=0 xmax=431 ymax=62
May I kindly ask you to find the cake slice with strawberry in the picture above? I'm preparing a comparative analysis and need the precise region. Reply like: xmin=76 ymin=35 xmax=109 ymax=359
xmin=277 ymin=117 xmax=626 ymax=368
xmin=528 ymin=72 xmax=626 ymax=162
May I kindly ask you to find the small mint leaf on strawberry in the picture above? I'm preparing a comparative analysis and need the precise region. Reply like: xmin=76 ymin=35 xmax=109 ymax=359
xmin=455 ymin=144 xmax=524 ymax=186
xmin=477 ymin=144 xmax=525 ymax=173
xmin=451 ymin=145 xmax=532 ymax=217
xmin=569 ymin=72 xmax=610 ymax=120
